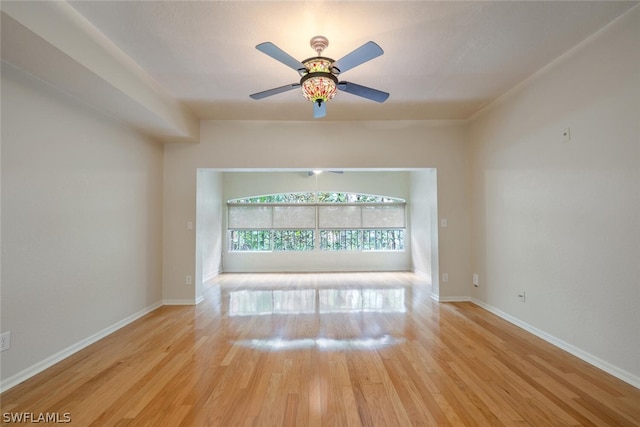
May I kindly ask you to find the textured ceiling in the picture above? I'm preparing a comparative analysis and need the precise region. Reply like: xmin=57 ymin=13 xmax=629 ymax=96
xmin=5 ymin=1 xmax=638 ymax=123
xmin=66 ymin=1 xmax=636 ymax=121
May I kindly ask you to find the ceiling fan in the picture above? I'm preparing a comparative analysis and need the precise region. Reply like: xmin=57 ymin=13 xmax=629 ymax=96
xmin=250 ymin=36 xmax=389 ymax=119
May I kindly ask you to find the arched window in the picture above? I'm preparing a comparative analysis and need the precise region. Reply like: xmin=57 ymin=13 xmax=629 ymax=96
xmin=227 ymin=192 xmax=405 ymax=252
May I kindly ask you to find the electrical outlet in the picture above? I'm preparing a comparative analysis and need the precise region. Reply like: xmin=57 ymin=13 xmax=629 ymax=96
xmin=518 ymin=291 xmax=526 ymax=302
xmin=186 ymin=275 xmax=193 ymax=285
xmin=1 ymin=331 xmax=11 ymax=352
xmin=473 ymin=273 xmax=479 ymax=287
xmin=442 ymin=273 xmax=448 ymax=283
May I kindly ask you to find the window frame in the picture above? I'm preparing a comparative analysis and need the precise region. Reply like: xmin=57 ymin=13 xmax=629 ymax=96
xmin=227 ymin=193 xmax=406 ymax=253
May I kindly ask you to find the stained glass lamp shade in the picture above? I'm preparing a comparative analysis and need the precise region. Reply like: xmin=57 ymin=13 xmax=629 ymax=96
xmin=300 ymin=58 xmax=338 ymax=104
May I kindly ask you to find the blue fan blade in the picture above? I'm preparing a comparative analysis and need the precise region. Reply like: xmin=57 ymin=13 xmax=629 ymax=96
xmin=256 ymin=42 xmax=305 ymax=72
xmin=332 ymin=41 xmax=383 ymax=74
xmin=313 ymin=101 xmax=326 ymax=119
xmin=250 ymin=83 xmax=300 ymax=100
xmin=338 ymin=81 xmax=389 ymax=103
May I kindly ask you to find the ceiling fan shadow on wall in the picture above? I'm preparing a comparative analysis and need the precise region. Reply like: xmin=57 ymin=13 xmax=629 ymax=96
xmin=250 ymin=36 xmax=389 ymax=119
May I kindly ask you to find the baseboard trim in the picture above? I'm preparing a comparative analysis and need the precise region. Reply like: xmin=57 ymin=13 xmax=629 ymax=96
xmin=0 ymin=301 xmax=163 ymax=393
xmin=163 ymin=299 xmax=200 ymax=306
xmin=470 ymin=298 xmax=640 ymax=390
xmin=412 ymin=269 xmax=438 ymax=301
xmin=203 ymin=270 xmax=220 ymax=283
xmin=438 ymin=296 xmax=471 ymax=303
xmin=412 ymin=269 xmax=432 ymax=283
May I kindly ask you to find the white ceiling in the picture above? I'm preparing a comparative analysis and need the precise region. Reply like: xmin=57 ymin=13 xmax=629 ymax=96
xmin=2 ymin=1 xmax=638 ymax=128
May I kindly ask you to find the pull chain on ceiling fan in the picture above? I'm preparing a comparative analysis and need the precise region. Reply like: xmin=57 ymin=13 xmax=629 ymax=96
xmin=250 ymin=36 xmax=389 ymax=119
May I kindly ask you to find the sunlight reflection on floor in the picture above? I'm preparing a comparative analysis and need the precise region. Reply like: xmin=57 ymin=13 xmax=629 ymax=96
xmin=228 ymin=287 xmax=407 ymax=351
xmin=229 ymin=288 xmax=405 ymax=316
xmin=235 ymin=335 xmax=404 ymax=352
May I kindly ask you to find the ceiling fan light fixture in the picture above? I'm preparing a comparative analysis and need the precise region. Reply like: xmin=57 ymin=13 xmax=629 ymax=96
xmin=250 ymin=36 xmax=388 ymax=117
xmin=300 ymin=71 xmax=338 ymax=104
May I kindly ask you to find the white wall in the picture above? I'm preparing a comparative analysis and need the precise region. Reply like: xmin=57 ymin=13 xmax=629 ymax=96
xmin=469 ymin=6 xmax=640 ymax=385
xmin=195 ymin=169 xmax=223 ymax=299
xmin=409 ymin=169 xmax=439 ymax=296
xmin=222 ymin=171 xmax=411 ymax=272
xmin=223 ymin=171 xmax=410 ymax=201
xmin=0 ymin=64 xmax=164 ymax=388
xmin=163 ymin=120 xmax=470 ymax=301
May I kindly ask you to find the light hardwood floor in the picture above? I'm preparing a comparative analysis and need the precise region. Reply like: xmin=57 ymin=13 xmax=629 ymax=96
xmin=2 ymin=272 xmax=639 ymax=426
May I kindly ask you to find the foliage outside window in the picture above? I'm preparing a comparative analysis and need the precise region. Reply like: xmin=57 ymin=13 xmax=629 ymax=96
xmin=228 ymin=192 xmax=405 ymax=252
xmin=230 ymin=230 xmax=315 ymax=251
xmin=319 ymin=229 xmax=404 ymax=251
xmin=230 ymin=192 xmax=400 ymax=204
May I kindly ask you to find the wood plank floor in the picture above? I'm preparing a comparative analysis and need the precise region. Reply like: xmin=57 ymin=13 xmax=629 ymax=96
xmin=2 ymin=272 xmax=639 ymax=426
